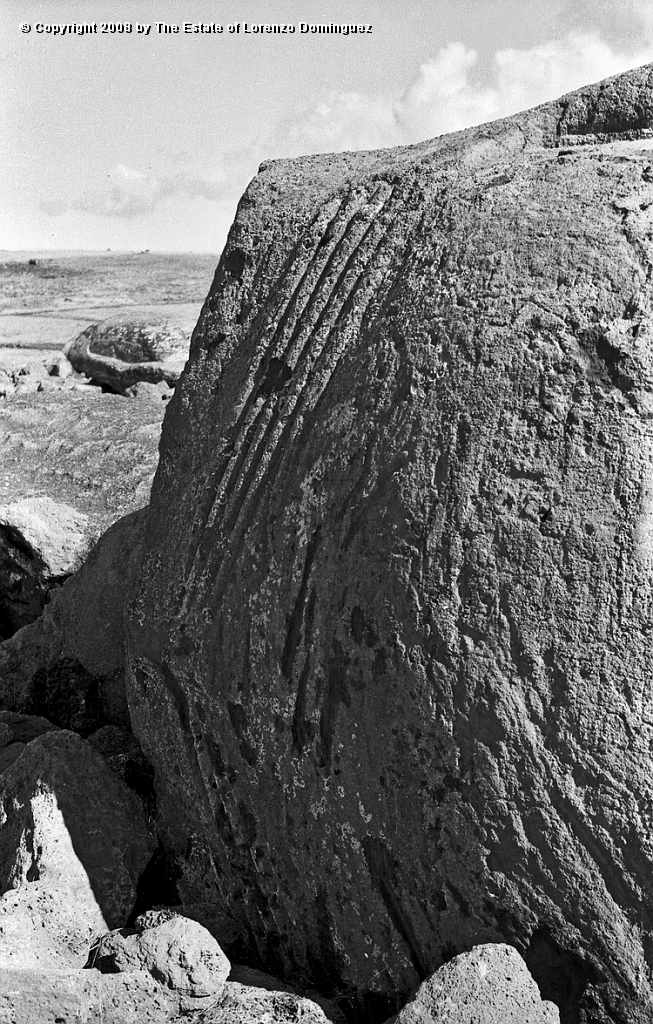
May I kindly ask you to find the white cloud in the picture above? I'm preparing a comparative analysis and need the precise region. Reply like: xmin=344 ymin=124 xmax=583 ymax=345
xmin=42 ymin=162 xmax=229 ymax=219
xmin=271 ymin=31 xmax=653 ymax=157
xmin=40 ymin=31 xmax=653 ymax=229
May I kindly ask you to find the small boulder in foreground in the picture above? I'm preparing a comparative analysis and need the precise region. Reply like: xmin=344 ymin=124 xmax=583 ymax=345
xmin=384 ymin=944 xmax=559 ymax=1024
xmin=64 ymin=312 xmax=191 ymax=393
xmin=90 ymin=909 xmax=230 ymax=1013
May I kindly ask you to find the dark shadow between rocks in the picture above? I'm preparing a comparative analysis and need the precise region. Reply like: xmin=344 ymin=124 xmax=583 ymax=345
xmin=22 ymin=657 xmax=102 ymax=736
xmin=127 ymin=841 xmax=183 ymax=926
xmin=523 ymin=925 xmax=605 ymax=1024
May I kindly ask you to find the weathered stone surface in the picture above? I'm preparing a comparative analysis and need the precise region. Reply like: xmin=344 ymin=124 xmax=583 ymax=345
xmin=127 ymin=64 xmax=653 ymax=1022
xmin=204 ymin=982 xmax=334 ymax=1024
xmin=0 ymin=508 xmax=147 ymax=732
xmin=0 ymin=967 xmax=174 ymax=1023
xmin=0 ymin=730 xmax=154 ymax=928
xmin=0 ymin=709 xmax=59 ymax=744
xmin=64 ymin=311 xmax=193 ymax=393
xmin=0 ymin=495 xmax=90 ymax=638
xmin=124 ymin=380 xmax=173 ymax=401
xmin=384 ymin=944 xmax=559 ymax=1024
xmin=0 ymin=882 xmax=106 ymax=970
xmin=0 ymin=710 xmax=59 ymax=774
xmin=92 ymin=910 xmax=230 ymax=1012
xmin=45 ymin=351 xmax=74 ymax=378
xmin=228 ymin=965 xmax=348 ymax=1022
xmin=0 ymin=385 xmax=165 ymax=539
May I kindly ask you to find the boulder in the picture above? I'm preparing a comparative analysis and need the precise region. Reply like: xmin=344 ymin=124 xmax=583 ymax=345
xmin=0 ymin=495 xmax=90 ymax=638
xmin=0 ymin=967 xmax=174 ymax=1024
xmin=123 ymin=380 xmax=173 ymax=401
xmin=64 ymin=312 xmax=192 ymax=393
xmin=0 ymin=882 xmax=106 ymax=970
xmin=384 ymin=944 xmax=559 ymax=1024
xmin=0 ymin=710 xmax=59 ymax=774
xmin=0 ymin=730 xmax=154 ymax=928
xmin=91 ymin=909 xmax=230 ymax=1012
xmin=204 ymin=982 xmax=335 ymax=1023
xmin=0 ymin=371 xmax=15 ymax=397
xmin=126 ymin=63 xmax=653 ymax=1022
xmin=44 ymin=351 xmax=74 ymax=378
xmin=0 ymin=507 xmax=147 ymax=733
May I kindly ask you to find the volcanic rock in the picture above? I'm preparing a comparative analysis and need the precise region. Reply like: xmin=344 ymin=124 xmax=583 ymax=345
xmin=91 ymin=910 xmax=230 ymax=1012
xmin=384 ymin=944 xmax=559 ymax=1023
xmin=0 ymin=967 xmax=173 ymax=1024
xmin=0 ymin=508 xmax=147 ymax=732
xmin=0 ymin=882 xmax=106 ymax=970
xmin=45 ymin=351 xmax=74 ymax=378
xmin=205 ymin=982 xmax=336 ymax=1023
xmin=0 ymin=495 xmax=90 ymax=638
xmin=0 ymin=386 xmax=164 ymax=539
xmin=64 ymin=311 xmax=192 ymax=393
xmin=0 ymin=730 xmax=154 ymax=928
xmin=0 ymin=710 xmax=59 ymax=774
xmin=126 ymin=63 xmax=653 ymax=1022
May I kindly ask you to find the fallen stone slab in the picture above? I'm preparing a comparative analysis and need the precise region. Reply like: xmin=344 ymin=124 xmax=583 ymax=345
xmin=0 ymin=709 xmax=59 ymax=775
xmin=383 ymin=944 xmax=560 ymax=1024
xmin=64 ymin=311 xmax=192 ymax=393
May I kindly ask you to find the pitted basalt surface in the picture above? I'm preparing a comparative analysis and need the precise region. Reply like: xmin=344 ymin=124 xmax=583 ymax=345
xmin=127 ymin=64 xmax=653 ymax=1023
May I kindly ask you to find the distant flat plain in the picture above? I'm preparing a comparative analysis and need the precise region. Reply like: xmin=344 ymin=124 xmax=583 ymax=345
xmin=0 ymin=250 xmax=219 ymax=349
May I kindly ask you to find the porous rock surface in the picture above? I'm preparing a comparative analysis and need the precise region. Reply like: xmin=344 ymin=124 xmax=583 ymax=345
xmin=0 ymin=967 xmax=173 ymax=1024
xmin=0 ymin=709 xmax=58 ymax=774
xmin=0 ymin=882 xmax=106 ymax=970
xmin=64 ymin=311 xmax=193 ymax=392
xmin=127 ymin=64 xmax=653 ymax=1022
xmin=0 ymin=730 xmax=154 ymax=929
xmin=0 ymin=507 xmax=147 ymax=732
xmin=206 ymin=981 xmax=336 ymax=1023
xmin=383 ymin=943 xmax=559 ymax=1024
xmin=0 ymin=495 xmax=90 ymax=638
xmin=91 ymin=909 xmax=230 ymax=1012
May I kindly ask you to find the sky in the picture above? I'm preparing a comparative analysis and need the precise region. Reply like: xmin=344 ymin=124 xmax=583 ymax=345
xmin=2 ymin=0 xmax=653 ymax=253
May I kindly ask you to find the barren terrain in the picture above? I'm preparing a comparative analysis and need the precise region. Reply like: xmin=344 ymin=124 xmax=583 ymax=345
xmin=0 ymin=251 xmax=218 ymax=533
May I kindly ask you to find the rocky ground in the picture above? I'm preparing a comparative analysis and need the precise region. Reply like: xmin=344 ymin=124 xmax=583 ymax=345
xmin=0 ymin=251 xmax=216 ymax=532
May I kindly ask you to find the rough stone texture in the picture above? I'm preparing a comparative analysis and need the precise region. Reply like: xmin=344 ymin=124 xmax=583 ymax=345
xmin=91 ymin=910 xmax=230 ymax=1012
xmin=86 ymin=725 xmax=155 ymax=818
xmin=64 ymin=312 xmax=193 ymax=392
xmin=383 ymin=944 xmax=559 ymax=1024
xmin=0 ymin=967 xmax=175 ymax=1023
xmin=0 ymin=508 xmax=147 ymax=733
xmin=228 ymin=965 xmax=348 ymax=1022
xmin=0 ymin=386 xmax=164 ymax=540
xmin=0 ymin=710 xmax=59 ymax=774
xmin=205 ymin=982 xmax=335 ymax=1024
xmin=127 ymin=64 xmax=653 ymax=1023
xmin=45 ymin=351 xmax=74 ymax=378
xmin=0 ymin=730 xmax=154 ymax=928
xmin=0 ymin=495 xmax=90 ymax=638
xmin=0 ymin=882 xmax=106 ymax=970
